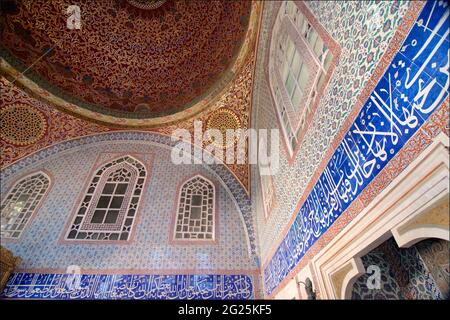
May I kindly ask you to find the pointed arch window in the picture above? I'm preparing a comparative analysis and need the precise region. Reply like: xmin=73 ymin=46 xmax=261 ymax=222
xmin=173 ymin=175 xmax=215 ymax=241
xmin=66 ymin=156 xmax=146 ymax=241
xmin=1 ymin=172 xmax=50 ymax=239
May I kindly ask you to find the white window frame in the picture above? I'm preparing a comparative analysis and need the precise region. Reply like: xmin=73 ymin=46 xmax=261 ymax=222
xmin=269 ymin=0 xmax=333 ymax=156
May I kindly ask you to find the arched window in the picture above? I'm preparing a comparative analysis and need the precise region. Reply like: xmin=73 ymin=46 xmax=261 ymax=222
xmin=269 ymin=1 xmax=338 ymax=156
xmin=1 ymin=172 xmax=50 ymax=239
xmin=173 ymin=175 xmax=216 ymax=241
xmin=66 ymin=155 xmax=146 ymax=241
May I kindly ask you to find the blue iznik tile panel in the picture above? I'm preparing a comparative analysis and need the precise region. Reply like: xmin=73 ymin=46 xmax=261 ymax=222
xmin=264 ymin=0 xmax=449 ymax=295
xmin=1 ymin=143 xmax=256 ymax=273
xmin=1 ymin=133 xmax=258 ymax=257
xmin=0 ymin=273 xmax=254 ymax=300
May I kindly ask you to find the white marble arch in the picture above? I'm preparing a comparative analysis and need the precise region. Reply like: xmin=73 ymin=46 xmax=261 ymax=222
xmin=305 ymin=132 xmax=449 ymax=299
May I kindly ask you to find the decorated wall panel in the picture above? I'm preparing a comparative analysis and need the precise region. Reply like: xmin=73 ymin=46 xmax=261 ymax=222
xmin=352 ymin=238 xmax=448 ymax=300
xmin=1 ymin=132 xmax=258 ymax=256
xmin=0 ymin=142 xmax=260 ymax=299
xmin=261 ymin=0 xmax=449 ymax=295
xmin=416 ymin=239 xmax=450 ymax=298
xmin=252 ymin=0 xmax=414 ymax=264
xmin=1 ymin=143 xmax=256 ymax=270
xmin=0 ymin=77 xmax=111 ymax=168
xmin=1 ymin=273 xmax=255 ymax=300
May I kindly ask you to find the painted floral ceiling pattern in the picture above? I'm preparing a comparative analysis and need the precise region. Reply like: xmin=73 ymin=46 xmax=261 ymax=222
xmin=0 ymin=1 xmax=262 ymax=193
xmin=0 ymin=0 xmax=251 ymax=119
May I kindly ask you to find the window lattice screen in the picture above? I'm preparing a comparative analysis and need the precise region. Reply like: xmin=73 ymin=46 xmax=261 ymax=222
xmin=174 ymin=175 xmax=215 ymax=241
xmin=66 ymin=156 xmax=146 ymax=241
xmin=1 ymin=172 xmax=50 ymax=239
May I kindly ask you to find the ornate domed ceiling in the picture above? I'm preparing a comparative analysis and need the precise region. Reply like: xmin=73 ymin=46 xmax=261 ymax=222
xmin=0 ymin=0 xmax=252 ymax=126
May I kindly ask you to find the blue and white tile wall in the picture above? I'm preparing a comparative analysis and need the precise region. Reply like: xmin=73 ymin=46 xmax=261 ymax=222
xmin=252 ymin=0 xmax=412 ymax=262
xmin=264 ymin=0 xmax=449 ymax=295
xmin=0 ymin=143 xmax=258 ymax=299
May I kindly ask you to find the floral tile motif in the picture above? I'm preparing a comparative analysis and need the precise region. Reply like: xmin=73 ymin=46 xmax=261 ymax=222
xmin=352 ymin=238 xmax=445 ymax=300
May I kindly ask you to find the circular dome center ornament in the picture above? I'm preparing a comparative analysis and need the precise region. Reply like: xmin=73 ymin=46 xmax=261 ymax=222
xmin=126 ymin=0 xmax=167 ymax=10
xmin=0 ymin=104 xmax=47 ymax=146
xmin=205 ymin=108 xmax=241 ymax=148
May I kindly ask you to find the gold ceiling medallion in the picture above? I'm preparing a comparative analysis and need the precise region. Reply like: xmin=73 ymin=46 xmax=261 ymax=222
xmin=0 ymin=103 xmax=47 ymax=146
xmin=126 ymin=0 xmax=167 ymax=10
xmin=205 ymin=108 xmax=242 ymax=148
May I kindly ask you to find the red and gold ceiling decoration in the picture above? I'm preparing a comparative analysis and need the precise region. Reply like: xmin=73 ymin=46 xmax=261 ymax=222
xmin=206 ymin=108 xmax=242 ymax=148
xmin=0 ymin=76 xmax=111 ymax=167
xmin=0 ymin=1 xmax=263 ymax=194
xmin=1 ymin=0 xmax=252 ymax=127
xmin=126 ymin=0 xmax=167 ymax=10
xmin=0 ymin=103 xmax=47 ymax=146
